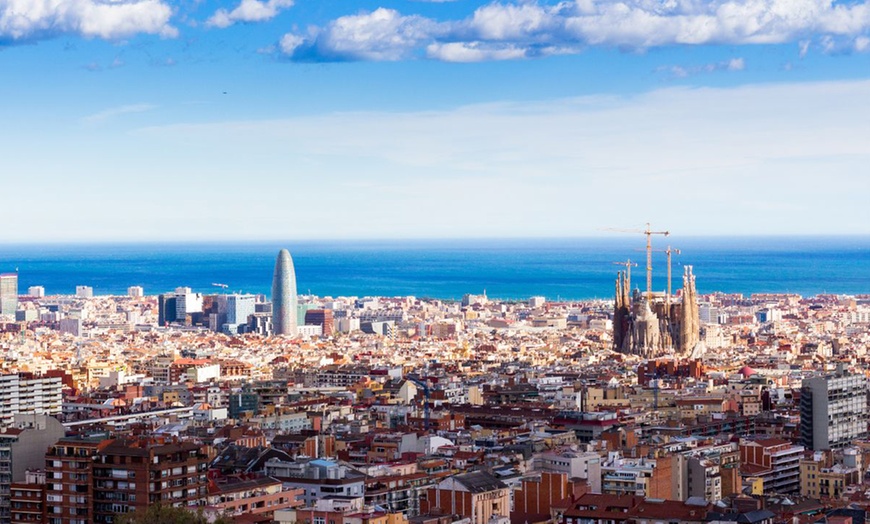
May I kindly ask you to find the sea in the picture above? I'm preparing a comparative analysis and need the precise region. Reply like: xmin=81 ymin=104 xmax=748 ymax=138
xmin=0 ymin=237 xmax=868 ymax=301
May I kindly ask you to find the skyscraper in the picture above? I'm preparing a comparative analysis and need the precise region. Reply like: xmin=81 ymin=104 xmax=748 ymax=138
xmin=272 ymin=249 xmax=297 ymax=336
xmin=0 ymin=274 xmax=17 ymax=316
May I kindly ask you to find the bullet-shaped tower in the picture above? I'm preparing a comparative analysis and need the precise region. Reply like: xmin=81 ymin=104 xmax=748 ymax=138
xmin=271 ymin=249 xmax=297 ymax=336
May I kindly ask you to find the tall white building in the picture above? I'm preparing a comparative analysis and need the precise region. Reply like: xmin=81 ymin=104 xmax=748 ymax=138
xmin=0 ymin=374 xmax=63 ymax=425
xmin=27 ymin=286 xmax=44 ymax=298
xmin=75 ymin=285 xmax=93 ymax=298
xmin=223 ymin=294 xmax=256 ymax=334
xmin=127 ymin=286 xmax=144 ymax=298
xmin=176 ymin=292 xmax=203 ymax=321
xmin=0 ymin=274 xmax=17 ymax=316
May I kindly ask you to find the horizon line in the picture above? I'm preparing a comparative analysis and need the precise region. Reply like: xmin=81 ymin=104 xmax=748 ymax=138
xmin=2 ymin=233 xmax=870 ymax=246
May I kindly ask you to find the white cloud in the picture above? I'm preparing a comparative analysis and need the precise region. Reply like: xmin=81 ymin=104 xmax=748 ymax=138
xmin=426 ymin=41 xmax=527 ymax=61
xmin=657 ymin=57 xmax=746 ymax=77
xmin=114 ymin=79 xmax=870 ymax=238
xmin=0 ymin=0 xmax=176 ymax=41
xmin=292 ymin=7 xmax=448 ymax=61
xmin=206 ymin=0 xmax=293 ymax=28
xmin=279 ymin=33 xmax=304 ymax=54
xmin=727 ymin=57 xmax=745 ymax=70
xmin=278 ymin=0 xmax=870 ymax=62
xmin=82 ymin=103 xmax=156 ymax=124
xmin=468 ymin=2 xmax=557 ymax=40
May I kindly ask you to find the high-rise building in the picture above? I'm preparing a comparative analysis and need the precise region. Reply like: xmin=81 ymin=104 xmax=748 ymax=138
xmin=271 ymin=249 xmax=297 ymax=336
xmin=45 ymin=437 xmax=109 ymax=524
xmin=224 ymin=294 xmax=256 ymax=334
xmin=304 ymin=309 xmax=334 ymax=336
xmin=175 ymin=291 xmax=203 ymax=322
xmin=0 ymin=374 xmax=63 ymax=426
xmin=127 ymin=286 xmax=144 ymax=298
xmin=0 ymin=274 xmax=17 ymax=316
xmin=91 ymin=438 xmax=209 ymax=523
xmin=800 ymin=365 xmax=870 ymax=450
xmin=74 ymin=286 xmax=93 ymax=298
xmin=158 ymin=294 xmax=177 ymax=326
xmin=26 ymin=286 xmax=44 ymax=298
xmin=45 ymin=436 xmax=210 ymax=524
xmin=0 ymin=415 xmax=65 ymax=524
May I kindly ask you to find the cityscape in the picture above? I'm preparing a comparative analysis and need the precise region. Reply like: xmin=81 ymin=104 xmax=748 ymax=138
xmin=3 ymin=0 xmax=870 ymax=522
xmin=0 ymin=234 xmax=868 ymax=524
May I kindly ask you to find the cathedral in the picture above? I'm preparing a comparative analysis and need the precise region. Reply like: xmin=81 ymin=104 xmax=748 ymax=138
xmin=613 ymin=265 xmax=701 ymax=358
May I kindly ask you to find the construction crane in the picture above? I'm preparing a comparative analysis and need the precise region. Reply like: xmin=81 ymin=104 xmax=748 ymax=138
xmin=612 ymin=259 xmax=638 ymax=293
xmin=658 ymin=246 xmax=681 ymax=307
xmin=605 ymin=223 xmax=669 ymax=301
xmin=407 ymin=376 xmax=431 ymax=430
xmin=635 ymin=246 xmax=681 ymax=306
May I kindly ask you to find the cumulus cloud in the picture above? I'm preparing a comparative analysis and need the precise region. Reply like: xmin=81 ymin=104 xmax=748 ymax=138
xmin=206 ymin=0 xmax=293 ymax=28
xmin=0 ymin=0 xmax=176 ymax=41
xmin=277 ymin=0 xmax=870 ymax=62
xmin=287 ymin=8 xmax=448 ymax=61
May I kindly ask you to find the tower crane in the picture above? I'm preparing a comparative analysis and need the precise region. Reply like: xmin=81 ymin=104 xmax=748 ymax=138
xmin=605 ymin=223 xmax=669 ymax=301
xmin=659 ymin=246 xmax=680 ymax=307
xmin=406 ymin=375 xmax=431 ymax=431
xmin=635 ymin=246 xmax=681 ymax=306
xmin=612 ymin=259 xmax=638 ymax=293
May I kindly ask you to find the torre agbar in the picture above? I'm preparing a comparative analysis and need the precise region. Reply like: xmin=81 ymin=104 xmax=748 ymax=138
xmin=271 ymin=248 xmax=298 ymax=336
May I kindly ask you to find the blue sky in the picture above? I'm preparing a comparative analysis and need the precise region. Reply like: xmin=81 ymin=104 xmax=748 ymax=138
xmin=1 ymin=0 xmax=870 ymax=241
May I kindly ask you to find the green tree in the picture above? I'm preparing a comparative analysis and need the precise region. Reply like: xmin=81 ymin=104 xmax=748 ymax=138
xmin=115 ymin=504 xmax=234 ymax=524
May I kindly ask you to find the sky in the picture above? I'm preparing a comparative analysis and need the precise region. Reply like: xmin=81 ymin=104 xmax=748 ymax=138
xmin=2 ymin=0 xmax=870 ymax=242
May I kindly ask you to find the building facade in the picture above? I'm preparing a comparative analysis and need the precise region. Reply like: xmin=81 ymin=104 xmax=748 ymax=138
xmin=800 ymin=367 xmax=870 ymax=450
xmin=0 ymin=275 xmax=17 ymax=316
xmin=272 ymin=249 xmax=298 ymax=336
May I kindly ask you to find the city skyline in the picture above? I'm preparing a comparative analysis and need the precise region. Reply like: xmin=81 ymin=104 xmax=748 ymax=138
xmin=3 ymin=0 xmax=870 ymax=241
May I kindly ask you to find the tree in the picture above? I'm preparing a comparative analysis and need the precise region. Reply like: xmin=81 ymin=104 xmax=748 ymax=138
xmin=115 ymin=504 xmax=234 ymax=524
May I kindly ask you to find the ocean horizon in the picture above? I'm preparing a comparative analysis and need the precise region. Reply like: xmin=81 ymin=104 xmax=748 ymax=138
xmin=1 ymin=236 xmax=868 ymax=300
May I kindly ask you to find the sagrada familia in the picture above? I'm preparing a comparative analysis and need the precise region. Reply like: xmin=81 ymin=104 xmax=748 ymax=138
xmin=613 ymin=265 xmax=701 ymax=358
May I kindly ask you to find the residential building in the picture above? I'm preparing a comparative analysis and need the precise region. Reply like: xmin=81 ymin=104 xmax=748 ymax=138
xmin=0 ymin=416 xmax=65 ymax=524
xmin=92 ymin=438 xmax=209 ymax=523
xmin=10 ymin=470 xmax=45 ymax=524
xmin=45 ymin=437 xmax=112 ymax=524
xmin=265 ymin=458 xmax=366 ymax=506
xmin=739 ymin=438 xmax=803 ymax=493
xmin=421 ymin=471 xmax=510 ymax=524
xmin=205 ymin=474 xmax=303 ymax=521
xmin=800 ymin=366 xmax=869 ymax=450
xmin=0 ymin=375 xmax=62 ymax=426
xmin=799 ymin=451 xmax=860 ymax=499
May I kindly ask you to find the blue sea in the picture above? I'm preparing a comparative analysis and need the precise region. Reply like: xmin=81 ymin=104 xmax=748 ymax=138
xmin=0 ymin=237 xmax=868 ymax=300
